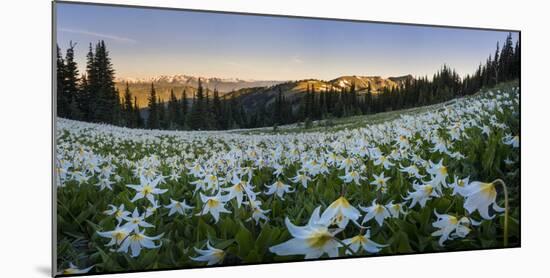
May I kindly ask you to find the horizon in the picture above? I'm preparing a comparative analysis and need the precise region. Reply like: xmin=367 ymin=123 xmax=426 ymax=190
xmin=56 ymin=2 xmax=519 ymax=81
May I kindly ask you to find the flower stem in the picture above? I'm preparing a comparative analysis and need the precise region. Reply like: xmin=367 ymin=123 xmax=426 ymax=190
xmin=492 ymin=178 xmax=509 ymax=247
xmin=334 ymin=237 xmax=358 ymax=256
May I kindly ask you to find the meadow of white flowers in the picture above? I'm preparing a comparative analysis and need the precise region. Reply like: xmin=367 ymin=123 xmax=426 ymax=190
xmin=55 ymin=84 xmax=520 ymax=275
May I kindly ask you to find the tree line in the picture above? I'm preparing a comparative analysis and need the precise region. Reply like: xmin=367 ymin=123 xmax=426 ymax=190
xmin=56 ymin=33 xmax=519 ymax=131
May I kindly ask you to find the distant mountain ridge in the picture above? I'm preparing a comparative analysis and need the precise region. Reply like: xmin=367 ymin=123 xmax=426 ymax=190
xmin=116 ymin=74 xmax=413 ymax=108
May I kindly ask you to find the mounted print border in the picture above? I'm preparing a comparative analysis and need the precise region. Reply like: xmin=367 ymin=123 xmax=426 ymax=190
xmin=53 ymin=1 xmax=521 ymax=276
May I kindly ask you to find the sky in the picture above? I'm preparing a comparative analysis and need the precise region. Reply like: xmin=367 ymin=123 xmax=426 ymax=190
xmin=56 ymin=2 xmax=519 ymax=81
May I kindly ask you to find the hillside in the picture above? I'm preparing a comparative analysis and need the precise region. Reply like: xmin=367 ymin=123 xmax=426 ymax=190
xmin=123 ymin=74 xmax=412 ymax=109
xmin=115 ymin=75 xmax=283 ymax=107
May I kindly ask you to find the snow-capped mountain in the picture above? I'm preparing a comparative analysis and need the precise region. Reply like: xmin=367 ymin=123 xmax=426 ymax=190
xmin=116 ymin=74 xmax=284 ymax=92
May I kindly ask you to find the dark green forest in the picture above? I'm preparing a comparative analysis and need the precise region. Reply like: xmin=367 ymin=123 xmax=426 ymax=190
xmin=56 ymin=33 xmax=519 ymax=130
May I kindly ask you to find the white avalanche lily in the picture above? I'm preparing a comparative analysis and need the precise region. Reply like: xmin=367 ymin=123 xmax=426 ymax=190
xmin=197 ymin=192 xmax=231 ymax=223
xmin=462 ymin=181 xmax=505 ymax=219
xmin=342 ymin=230 xmax=387 ymax=254
xmin=290 ymin=172 xmax=312 ymax=188
xmin=320 ymin=196 xmax=361 ymax=228
xmin=103 ymin=204 xmax=130 ymax=224
xmin=270 ymin=206 xmax=342 ymax=259
xmin=361 ymin=200 xmax=391 ymax=226
xmin=190 ymin=241 xmax=225 ymax=265
xmin=165 ymin=199 xmax=194 ymax=216
xmin=61 ymin=263 xmax=94 ymax=275
xmin=244 ymin=199 xmax=271 ymax=225
xmin=426 ymin=159 xmax=448 ymax=188
xmin=97 ymin=225 xmax=131 ymax=247
xmin=265 ymin=180 xmax=294 ymax=200
xmin=126 ymin=175 xmax=167 ymax=205
xmin=449 ymin=176 xmax=470 ymax=196
xmin=370 ymin=172 xmax=390 ymax=190
xmin=502 ymin=134 xmax=519 ymax=148
xmin=431 ymin=210 xmax=478 ymax=246
xmin=405 ymin=183 xmax=440 ymax=208
xmin=122 ymin=208 xmax=155 ymax=232
xmin=118 ymin=230 xmax=163 ymax=257
xmin=385 ymin=201 xmax=406 ymax=218
xmin=339 ymin=170 xmax=364 ymax=185
xmin=221 ymin=175 xmax=257 ymax=208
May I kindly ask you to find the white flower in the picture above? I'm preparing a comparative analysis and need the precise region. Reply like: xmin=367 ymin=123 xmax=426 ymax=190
xmin=339 ymin=170 xmax=365 ymax=185
xmin=426 ymin=160 xmax=448 ymax=189
xmin=449 ymin=176 xmax=470 ymax=196
xmin=385 ymin=201 xmax=406 ymax=218
xmin=320 ymin=196 xmax=361 ymax=228
xmin=342 ymin=230 xmax=386 ymax=254
xmin=190 ymin=241 xmax=225 ymax=265
xmin=290 ymin=172 xmax=312 ymax=189
xmin=97 ymin=226 xmax=131 ymax=247
xmin=165 ymin=199 xmax=194 ymax=216
xmin=270 ymin=206 xmax=342 ymax=259
xmin=339 ymin=157 xmax=356 ymax=172
xmin=462 ymin=181 xmax=505 ymax=219
xmin=431 ymin=210 xmax=478 ymax=246
xmin=103 ymin=204 xmax=130 ymax=224
xmin=503 ymin=134 xmax=519 ymax=148
xmin=361 ymin=200 xmax=391 ymax=226
xmin=399 ymin=164 xmax=424 ymax=179
xmin=265 ymin=180 xmax=294 ymax=200
xmin=221 ymin=175 xmax=257 ymax=208
xmin=60 ymin=262 xmax=94 ymax=275
xmin=404 ymin=183 xmax=440 ymax=208
xmin=121 ymin=208 xmax=155 ymax=232
xmin=204 ymin=173 xmax=222 ymax=191
xmin=95 ymin=177 xmax=114 ymax=191
xmin=144 ymin=200 xmax=161 ymax=218
xmin=126 ymin=175 xmax=168 ymax=205
xmin=197 ymin=192 xmax=231 ymax=223
xmin=117 ymin=230 xmax=163 ymax=257
xmin=373 ymin=155 xmax=394 ymax=170
xmin=370 ymin=172 xmax=390 ymax=190
xmin=244 ymin=199 xmax=270 ymax=225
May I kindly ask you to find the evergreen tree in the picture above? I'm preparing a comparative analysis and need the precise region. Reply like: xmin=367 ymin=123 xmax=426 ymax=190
xmin=123 ymin=82 xmax=134 ymax=127
xmin=189 ymin=79 xmax=205 ymax=130
xmin=56 ymin=45 xmax=67 ymax=117
xmin=63 ymin=41 xmax=81 ymax=119
xmin=134 ymin=96 xmax=144 ymax=128
xmin=146 ymin=83 xmax=160 ymax=129
xmin=167 ymin=89 xmax=180 ymax=129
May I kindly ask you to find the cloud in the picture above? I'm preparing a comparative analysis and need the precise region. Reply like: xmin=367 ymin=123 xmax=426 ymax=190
xmin=291 ymin=56 xmax=304 ymax=64
xmin=59 ymin=28 xmax=137 ymax=43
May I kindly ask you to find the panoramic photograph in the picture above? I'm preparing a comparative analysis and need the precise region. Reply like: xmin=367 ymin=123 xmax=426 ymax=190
xmin=54 ymin=2 xmax=520 ymax=276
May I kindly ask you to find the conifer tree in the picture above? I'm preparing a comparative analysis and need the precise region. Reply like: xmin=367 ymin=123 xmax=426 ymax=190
xmin=123 ymin=82 xmax=134 ymax=127
xmin=56 ymin=45 xmax=67 ymax=117
xmin=147 ymin=83 xmax=160 ymax=129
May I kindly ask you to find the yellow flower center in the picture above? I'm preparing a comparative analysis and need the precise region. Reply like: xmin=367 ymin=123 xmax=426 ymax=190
xmin=424 ymin=185 xmax=433 ymax=194
xmin=214 ymin=250 xmax=225 ymax=259
xmin=63 ymin=268 xmax=77 ymax=274
xmin=350 ymin=235 xmax=367 ymax=244
xmin=439 ymin=166 xmax=447 ymax=175
xmin=375 ymin=205 xmax=384 ymax=214
xmin=130 ymin=233 xmax=144 ymax=241
xmin=142 ymin=185 xmax=153 ymax=196
xmin=207 ymin=199 xmax=219 ymax=208
xmin=331 ymin=196 xmax=351 ymax=208
xmin=234 ymin=183 xmax=244 ymax=192
xmin=307 ymin=230 xmax=333 ymax=249
xmin=114 ymin=231 xmax=127 ymax=241
xmin=449 ymin=216 xmax=458 ymax=224
xmin=480 ymin=183 xmax=497 ymax=199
